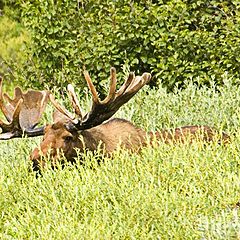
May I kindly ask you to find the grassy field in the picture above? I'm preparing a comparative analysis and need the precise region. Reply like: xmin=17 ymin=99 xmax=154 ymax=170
xmin=1 ymin=78 xmax=240 ymax=239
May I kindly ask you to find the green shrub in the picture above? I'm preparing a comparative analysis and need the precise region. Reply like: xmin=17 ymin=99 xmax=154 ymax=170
xmin=0 ymin=0 xmax=22 ymax=21
xmin=0 ymin=15 xmax=30 ymax=86
xmin=14 ymin=1 xmax=240 ymax=91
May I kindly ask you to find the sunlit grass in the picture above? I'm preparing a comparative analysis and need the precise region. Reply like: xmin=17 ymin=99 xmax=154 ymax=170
xmin=1 ymin=80 xmax=240 ymax=239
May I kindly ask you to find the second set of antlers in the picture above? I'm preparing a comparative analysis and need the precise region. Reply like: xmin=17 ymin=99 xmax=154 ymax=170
xmin=0 ymin=67 xmax=151 ymax=140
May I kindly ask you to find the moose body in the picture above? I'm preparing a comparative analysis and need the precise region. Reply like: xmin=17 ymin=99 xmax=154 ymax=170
xmin=30 ymin=118 xmax=229 ymax=171
xmin=0 ymin=68 xmax=230 ymax=172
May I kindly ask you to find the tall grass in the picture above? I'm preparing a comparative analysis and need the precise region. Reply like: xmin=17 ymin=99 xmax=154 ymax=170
xmin=1 ymin=79 xmax=240 ymax=239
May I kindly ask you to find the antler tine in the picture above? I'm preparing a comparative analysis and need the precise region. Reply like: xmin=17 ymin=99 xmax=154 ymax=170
xmin=0 ymin=77 xmax=23 ymax=138
xmin=49 ymin=94 xmax=75 ymax=120
xmin=0 ymin=76 xmax=12 ymax=122
xmin=126 ymin=72 xmax=151 ymax=94
xmin=0 ymin=76 xmax=3 ymax=97
xmin=101 ymin=67 xmax=117 ymax=104
xmin=3 ymin=87 xmax=23 ymax=107
xmin=39 ymin=91 xmax=49 ymax=116
xmin=116 ymin=72 xmax=135 ymax=98
xmin=83 ymin=69 xmax=100 ymax=104
xmin=10 ymin=98 xmax=22 ymax=130
xmin=67 ymin=84 xmax=83 ymax=120
xmin=0 ymin=98 xmax=22 ymax=139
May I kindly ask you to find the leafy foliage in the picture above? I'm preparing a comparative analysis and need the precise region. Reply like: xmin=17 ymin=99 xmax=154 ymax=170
xmin=0 ymin=15 xmax=30 ymax=86
xmin=0 ymin=0 xmax=22 ymax=21
xmin=16 ymin=0 xmax=240 ymax=91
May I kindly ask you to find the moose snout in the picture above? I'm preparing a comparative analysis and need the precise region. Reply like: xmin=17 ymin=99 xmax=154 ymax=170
xmin=30 ymin=147 xmax=47 ymax=172
xmin=30 ymin=141 xmax=62 ymax=172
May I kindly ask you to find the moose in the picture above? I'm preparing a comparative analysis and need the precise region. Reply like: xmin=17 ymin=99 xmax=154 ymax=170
xmin=0 ymin=68 xmax=230 ymax=171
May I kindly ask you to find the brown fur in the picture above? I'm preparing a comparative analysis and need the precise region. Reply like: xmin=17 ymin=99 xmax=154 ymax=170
xmin=150 ymin=125 xmax=230 ymax=144
xmin=30 ymin=118 xmax=230 ymax=171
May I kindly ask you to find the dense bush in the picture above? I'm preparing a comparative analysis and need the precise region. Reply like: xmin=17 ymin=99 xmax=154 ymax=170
xmin=0 ymin=0 xmax=22 ymax=21
xmin=7 ymin=1 xmax=240 ymax=91
xmin=0 ymin=15 xmax=29 ymax=85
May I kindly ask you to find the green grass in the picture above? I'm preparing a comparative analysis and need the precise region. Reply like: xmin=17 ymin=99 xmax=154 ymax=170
xmin=1 ymin=79 xmax=240 ymax=239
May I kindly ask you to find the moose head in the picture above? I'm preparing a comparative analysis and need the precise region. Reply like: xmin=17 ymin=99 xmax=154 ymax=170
xmin=0 ymin=68 xmax=152 ymax=171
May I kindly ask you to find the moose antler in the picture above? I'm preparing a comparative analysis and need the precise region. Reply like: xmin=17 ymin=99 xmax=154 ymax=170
xmin=0 ymin=76 xmax=50 ymax=139
xmin=50 ymin=67 xmax=151 ymax=130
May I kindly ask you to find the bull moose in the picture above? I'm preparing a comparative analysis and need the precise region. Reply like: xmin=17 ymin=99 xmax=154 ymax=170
xmin=0 ymin=68 xmax=230 ymax=171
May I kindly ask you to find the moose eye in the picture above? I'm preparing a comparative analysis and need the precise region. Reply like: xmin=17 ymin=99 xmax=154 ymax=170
xmin=64 ymin=136 xmax=73 ymax=142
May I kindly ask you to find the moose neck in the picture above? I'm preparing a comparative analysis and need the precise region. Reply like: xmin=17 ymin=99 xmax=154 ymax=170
xmin=79 ymin=118 xmax=148 ymax=154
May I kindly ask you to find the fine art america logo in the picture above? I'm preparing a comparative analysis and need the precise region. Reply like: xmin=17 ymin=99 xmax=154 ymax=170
xmin=197 ymin=209 xmax=240 ymax=239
